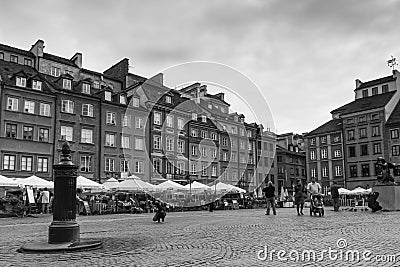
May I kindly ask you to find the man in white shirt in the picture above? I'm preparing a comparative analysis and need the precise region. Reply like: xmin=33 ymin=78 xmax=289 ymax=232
xmin=307 ymin=177 xmax=321 ymax=196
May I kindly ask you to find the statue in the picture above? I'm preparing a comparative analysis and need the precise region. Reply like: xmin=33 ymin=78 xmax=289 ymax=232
xmin=375 ymin=157 xmax=396 ymax=184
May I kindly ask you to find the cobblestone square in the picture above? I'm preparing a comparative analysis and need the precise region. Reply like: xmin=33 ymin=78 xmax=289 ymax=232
xmin=0 ymin=208 xmax=399 ymax=266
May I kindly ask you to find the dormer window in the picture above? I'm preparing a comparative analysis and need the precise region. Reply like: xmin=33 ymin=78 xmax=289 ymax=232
xmin=202 ymin=115 xmax=207 ymax=123
xmin=192 ymin=113 xmax=198 ymax=120
xmin=82 ymin=83 xmax=90 ymax=94
xmin=16 ymin=77 xmax=26 ymax=87
xmin=208 ymin=103 xmax=212 ymax=109
xmin=10 ymin=55 xmax=18 ymax=63
xmin=132 ymin=97 xmax=139 ymax=107
xmin=105 ymin=91 xmax=112 ymax=101
xmin=32 ymin=80 xmax=42 ymax=90
xmin=221 ymin=107 xmax=226 ymax=113
xmin=120 ymin=95 xmax=127 ymax=105
xmin=166 ymin=96 xmax=172 ymax=103
xmin=51 ymin=66 xmax=61 ymax=77
xmin=93 ymin=81 xmax=100 ymax=89
xmin=63 ymin=79 xmax=72 ymax=90
xmin=234 ymin=116 xmax=238 ymax=122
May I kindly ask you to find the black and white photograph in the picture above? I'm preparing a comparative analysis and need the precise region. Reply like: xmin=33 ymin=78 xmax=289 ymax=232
xmin=0 ymin=0 xmax=400 ymax=266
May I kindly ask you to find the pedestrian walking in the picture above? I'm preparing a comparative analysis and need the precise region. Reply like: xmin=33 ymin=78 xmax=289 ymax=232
xmin=153 ymin=200 xmax=166 ymax=223
xmin=294 ymin=179 xmax=306 ymax=216
xmin=330 ymin=181 xmax=340 ymax=211
xmin=39 ymin=187 xmax=50 ymax=214
xmin=262 ymin=181 xmax=276 ymax=215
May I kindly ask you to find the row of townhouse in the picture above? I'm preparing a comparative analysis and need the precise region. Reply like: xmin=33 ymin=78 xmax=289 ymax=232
xmin=0 ymin=40 xmax=277 ymax=191
xmin=304 ymin=69 xmax=400 ymax=189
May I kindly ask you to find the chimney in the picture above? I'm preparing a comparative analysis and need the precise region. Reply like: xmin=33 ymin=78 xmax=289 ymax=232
xmin=215 ymin=93 xmax=225 ymax=101
xmin=30 ymin=39 xmax=44 ymax=58
xmin=71 ymin=52 xmax=82 ymax=68
xmin=355 ymin=79 xmax=362 ymax=89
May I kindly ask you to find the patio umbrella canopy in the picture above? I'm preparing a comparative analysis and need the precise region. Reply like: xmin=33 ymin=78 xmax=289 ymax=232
xmin=0 ymin=175 xmax=20 ymax=187
xmin=156 ymin=180 xmax=185 ymax=191
xmin=184 ymin=181 xmax=210 ymax=190
xmin=77 ymin=176 xmax=105 ymax=190
xmin=348 ymin=187 xmax=369 ymax=195
xmin=338 ymin=188 xmax=351 ymax=195
xmin=102 ymin=178 xmax=120 ymax=190
xmin=16 ymin=175 xmax=53 ymax=189
xmin=117 ymin=176 xmax=154 ymax=191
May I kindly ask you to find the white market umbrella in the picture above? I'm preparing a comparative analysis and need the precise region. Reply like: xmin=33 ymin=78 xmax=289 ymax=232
xmin=157 ymin=180 xmax=185 ymax=190
xmin=102 ymin=178 xmax=120 ymax=190
xmin=215 ymin=182 xmax=235 ymax=192
xmin=349 ymin=187 xmax=369 ymax=195
xmin=184 ymin=181 xmax=210 ymax=190
xmin=338 ymin=188 xmax=350 ymax=195
xmin=77 ymin=176 xmax=105 ymax=190
xmin=0 ymin=175 xmax=20 ymax=187
xmin=16 ymin=175 xmax=53 ymax=189
xmin=117 ymin=176 xmax=154 ymax=191
xmin=230 ymin=185 xmax=246 ymax=193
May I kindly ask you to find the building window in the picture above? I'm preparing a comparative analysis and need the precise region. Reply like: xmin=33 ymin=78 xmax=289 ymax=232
xmin=178 ymin=140 xmax=185 ymax=153
xmin=231 ymin=152 xmax=237 ymax=162
xmin=153 ymin=136 xmax=161 ymax=150
xmin=311 ymin=168 xmax=316 ymax=178
xmin=362 ymin=89 xmax=368 ymax=98
xmin=177 ymin=118 xmax=184 ymax=130
xmin=51 ymin=66 xmax=61 ymax=77
xmin=3 ymin=155 xmax=16 ymax=170
xmin=310 ymin=138 xmax=316 ymax=145
xmin=154 ymin=112 xmax=161 ymax=125
xmin=61 ymin=126 xmax=73 ymax=141
xmin=350 ymin=165 xmax=357 ymax=177
xmin=201 ymin=164 xmax=207 ymax=176
xmin=132 ymin=97 xmax=139 ymax=107
xmin=191 ymin=145 xmax=197 ymax=156
xmin=106 ymin=112 xmax=116 ymax=125
xmin=201 ymin=131 xmax=207 ymax=139
xmin=390 ymin=129 xmax=399 ymax=139
xmin=177 ymin=162 xmax=185 ymax=175
xmin=212 ymin=165 xmax=217 ymax=176
xmin=310 ymin=150 xmax=316 ymax=160
xmin=165 ymin=96 xmax=172 ymax=104
xmin=321 ymin=136 xmax=327 ymax=144
xmin=122 ymin=115 xmax=131 ymax=127
xmin=134 ymin=137 xmax=143 ymax=150
xmin=82 ymin=104 xmax=94 ymax=117
xmin=372 ymin=126 xmax=380 ymax=137
xmin=37 ymin=157 xmax=48 ymax=172
xmin=359 ymin=116 xmax=367 ymax=123
xmin=348 ymin=146 xmax=356 ymax=157
xmin=240 ymin=153 xmax=246 ymax=163
xmin=166 ymin=115 xmax=173 ymax=128
xmin=63 ymin=79 xmax=72 ymax=90
xmin=192 ymin=113 xmax=197 ymax=120
xmin=135 ymin=117 xmax=143 ymax=129
xmin=373 ymin=143 xmax=382 ymax=154
xmin=191 ymin=129 xmax=197 ymax=137
xmin=32 ymin=80 xmax=42 ymax=90
xmin=39 ymin=128 xmax=49 ymax=142
xmin=105 ymin=133 xmax=116 ymax=147
xmin=360 ymin=144 xmax=368 ymax=156
xmin=166 ymin=137 xmax=174 ymax=151
xmin=5 ymin=123 xmax=17 ymax=138
xmin=10 ymin=55 xmax=18 ymax=63
xmin=335 ymin=166 xmax=342 ymax=176
xmin=224 ymin=138 xmax=229 ymax=147
xmin=135 ymin=161 xmax=143 ymax=174
xmin=334 ymin=150 xmax=341 ymax=158
xmin=191 ymin=163 xmax=196 ymax=175
xmin=21 ymin=156 xmax=33 ymax=171
xmin=322 ymin=167 xmax=328 ymax=177
xmin=39 ymin=103 xmax=50 ymax=116
xmin=362 ymin=164 xmax=370 ymax=177
xmin=7 ymin=97 xmax=19 ymax=111
xmin=347 ymin=130 xmax=355 ymax=140
xmin=359 ymin=128 xmax=367 ymax=138
xmin=240 ymin=128 xmax=245 ymax=136
xmin=231 ymin=126 xmax=237 ymax=135
xmin=166 ymin=162 xmax=174 ymax=174
xmin=153 ymin=159 xmax=161 ymax=174
xmin=321 ymin=148 xmax=328 ymax=159
xmin=24 ymin=100 xmax=35 ymax=114
xmin=119 ymin=159 xmax=129 ymax=173
xmin=211 ymin=132 xmax=217 ymax=140
xmin=16 ymin=77 xmax=27 ymax=87
xmin=93 ymin=81 xmax=100 ymax=89
xmin=105 ymin=158 xmax=115 ymax=172
xmin=210 ymin=148 xmax=217 ymax=158
xmin=347 ymin=118 xmax=354 ymax=124
xmin=80 ymin=156 xmax=92 ymax=172
xmin=201 ymin=115 xmax=207 ymax=123
xmin=372 ymin=87 xmax=378 ymax=95
xmin=23 ymin=126 xmax=33 ymax=140
xmin=119 ymin=95 xmax=127 ymax=105
xmin=0 ymin=52 xmax=3 ymax=60
xmin=104 ymin=91 xmax=112 ymax=101
xmin=82 ymin=83 xmax=90 ymax=94
xmin=81 ymin=129 xmax=93 ymax=144
xmin=201 ymin=147 xmax=207 ymax=157
xmin=392 ymin=145 xmax=400 ymax=156
xmin=382 ymin=84 xmax=389 ymax=93
xmin=61 ymin=100 xmax=74 ymax=114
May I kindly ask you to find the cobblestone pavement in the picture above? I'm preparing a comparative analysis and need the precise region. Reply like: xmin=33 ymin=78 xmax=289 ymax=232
xmin=0 ymin=207 xmax=400 ymax=267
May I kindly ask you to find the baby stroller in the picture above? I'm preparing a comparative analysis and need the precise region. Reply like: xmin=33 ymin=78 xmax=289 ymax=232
xmin=310 ymin=194 xmax=324 ymax=217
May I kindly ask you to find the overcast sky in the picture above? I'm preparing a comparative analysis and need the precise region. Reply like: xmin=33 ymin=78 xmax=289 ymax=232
xmin=1 ymin=0 xmax=399 ymax=134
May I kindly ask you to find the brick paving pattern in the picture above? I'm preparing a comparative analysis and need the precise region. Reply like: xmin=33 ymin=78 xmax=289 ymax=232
xmin=0 ymin=208 xmax=399 ymax=266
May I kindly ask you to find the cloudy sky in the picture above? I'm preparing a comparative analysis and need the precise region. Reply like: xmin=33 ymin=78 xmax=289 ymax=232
xmin=1 ymin=0 xmax=399 ymax=134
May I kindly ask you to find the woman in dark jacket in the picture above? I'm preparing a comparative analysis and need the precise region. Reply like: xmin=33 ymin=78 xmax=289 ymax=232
xmin=294 ymin=179 xmax=306 ymax=216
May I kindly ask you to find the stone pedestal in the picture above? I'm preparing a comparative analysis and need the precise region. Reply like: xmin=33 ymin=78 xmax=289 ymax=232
xmin=372 ymin=185 xmax=400 ymax=211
